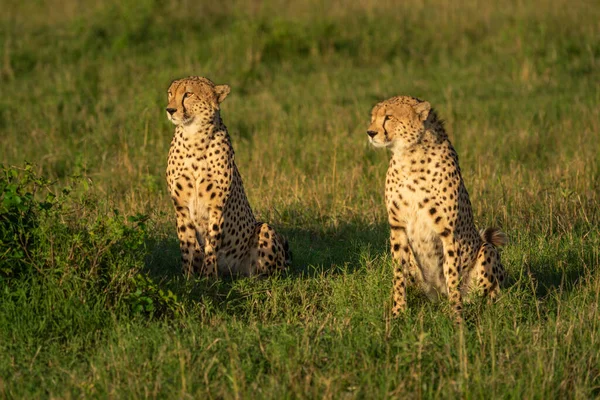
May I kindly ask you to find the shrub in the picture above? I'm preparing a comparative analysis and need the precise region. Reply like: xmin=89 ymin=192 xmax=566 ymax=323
xmin=0 ymin=163 xmax=183 ymax=318
xmin=0 ymin=163 xmax=54 ymax=277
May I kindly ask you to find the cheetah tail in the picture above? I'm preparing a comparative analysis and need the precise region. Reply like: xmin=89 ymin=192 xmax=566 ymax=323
xmin=479 ymin=227 xmax=508 ymax=248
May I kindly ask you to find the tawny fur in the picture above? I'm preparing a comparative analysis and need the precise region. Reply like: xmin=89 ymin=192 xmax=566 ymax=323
xmin=367 ymin=96 xmax=507 ymax=323
xmin=165 ymin=76 xmax=290 ymax=278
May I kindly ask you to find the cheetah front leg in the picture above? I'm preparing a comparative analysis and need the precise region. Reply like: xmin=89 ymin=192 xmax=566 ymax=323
xmin=202 ymin=207 xmax=224 ymax=278
xmin=175 ymin=207 xmax=203 ymax=277
xmin=439 ymin=231 xmax=463 ymax=324
xmin=390 ymin=227 xmax=411 ymax=317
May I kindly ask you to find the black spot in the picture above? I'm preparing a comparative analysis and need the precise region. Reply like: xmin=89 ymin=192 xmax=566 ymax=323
xmin=393 ymin=244 xmax=400 ymax=252
xmin=429 ymin=208 xmax=437 ymax=215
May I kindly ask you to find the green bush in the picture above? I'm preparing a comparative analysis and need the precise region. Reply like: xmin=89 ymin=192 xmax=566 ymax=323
xmin=0 ymin=163 xmax=183 ymax=318
xmin=0 ymin=163 xmax=54 ymax=277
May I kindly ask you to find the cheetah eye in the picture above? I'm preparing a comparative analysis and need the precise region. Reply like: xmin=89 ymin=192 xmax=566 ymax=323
xmin=183 ymin=92 xmax=193 ymax=99
xmin=167 ymin=92 xmax=172 ymax=98
xmin=384 ymin=115 xmax=393 ymax=122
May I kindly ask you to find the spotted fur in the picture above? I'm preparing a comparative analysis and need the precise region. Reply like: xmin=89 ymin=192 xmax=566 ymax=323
xmin=165 ymin=76 xmax=290 ymax=278
xmin=367 ymin=96 xmax=507 ymax=323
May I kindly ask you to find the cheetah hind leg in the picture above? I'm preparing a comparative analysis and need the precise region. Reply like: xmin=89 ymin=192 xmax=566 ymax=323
xmin=247 ymin=222 xmax=290 ymax=276
xmin=468 ymin=241 xmax=506 ymax=301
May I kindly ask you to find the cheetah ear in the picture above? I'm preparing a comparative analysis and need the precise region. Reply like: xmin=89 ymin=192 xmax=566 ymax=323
xmin=414 ymin=101 xmax=431 ymax=122
xmin=215 ymin=84 xmax=230 ymax=103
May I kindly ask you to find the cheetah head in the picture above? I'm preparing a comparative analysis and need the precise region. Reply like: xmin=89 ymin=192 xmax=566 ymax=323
xmin=367 ymin=96 xmax=431 ymax=151
xmin=166 ymin=76 xmax=230 ymax=126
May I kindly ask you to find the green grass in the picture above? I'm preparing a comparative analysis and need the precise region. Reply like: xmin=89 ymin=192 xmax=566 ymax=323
xmin=1 ymin=0 xmax=600 ymax=398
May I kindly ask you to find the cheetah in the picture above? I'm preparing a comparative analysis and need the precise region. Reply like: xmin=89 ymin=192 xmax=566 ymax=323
xmin=165 ymin=76 xmax=290 ymax=278
xmin=367 ymin=95 xmax=507 ymax=323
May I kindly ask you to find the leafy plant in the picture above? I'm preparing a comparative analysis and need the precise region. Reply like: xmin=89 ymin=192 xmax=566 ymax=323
xmin=127 ymin=273 xmax=184 ymax=318
xmin=0 ymin=163 xmax=55 ymax=277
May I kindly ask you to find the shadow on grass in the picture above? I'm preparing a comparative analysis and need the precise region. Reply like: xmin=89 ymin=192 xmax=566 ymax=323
xmin=139 ymin=219 xmax=390 ymax=312
xmin=278 ymin=220 xmax=389 ymax=276
xmin=141 ymin=219 xmax=595 ymax=317
xmin=521 ymin=247 xmax=590 ymax=299
xmin=143 ymin=219 xmax=390 ymax=279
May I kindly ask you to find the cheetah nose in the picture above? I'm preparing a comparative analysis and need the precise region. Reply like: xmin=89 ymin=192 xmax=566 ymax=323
xmin=367 ymin=130 xmax=377 ymax=138
xmin=166 ymin=108 xmax=177 ymax=115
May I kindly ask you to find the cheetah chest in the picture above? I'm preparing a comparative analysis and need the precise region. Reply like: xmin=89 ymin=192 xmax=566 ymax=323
xmin=386 ymin=168 xmax=448 ymax=298
xmin=167 ymin=150 xmax=215 ymax=234
xmin=404 ymin=200 xmax=447 ymax=298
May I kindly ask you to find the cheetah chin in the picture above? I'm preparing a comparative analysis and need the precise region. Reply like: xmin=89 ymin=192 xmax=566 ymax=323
xmin=368 ymin=137 xmax=389 ymax=148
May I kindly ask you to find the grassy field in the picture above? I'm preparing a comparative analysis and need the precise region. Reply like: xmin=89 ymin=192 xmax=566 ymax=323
xmin=1 ymin=0 xmax=599 ymax=398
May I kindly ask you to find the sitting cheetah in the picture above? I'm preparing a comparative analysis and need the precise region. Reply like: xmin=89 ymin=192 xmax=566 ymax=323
xmin=165 ymin=76 xmax=290 ymax=277
xmin=367 ymin=95 xmax=507 ymax=323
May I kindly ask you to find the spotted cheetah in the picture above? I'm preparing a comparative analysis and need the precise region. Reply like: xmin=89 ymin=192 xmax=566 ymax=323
xmin=367 ymin=96 xmax=507 ymax=323
xmin=165 ymin=76 xmax=290 ymax=277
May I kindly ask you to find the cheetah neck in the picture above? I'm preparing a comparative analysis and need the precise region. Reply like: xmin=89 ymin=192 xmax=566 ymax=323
xmin=422 ymin=115 xmax=448 ymax=142
xmin=388 ymin=131 xmax=426 ymax=155
xmin=175 ymin=118 xmax=230 ymax=152
xmin=389 ymin=127 xmax=450 ymax=161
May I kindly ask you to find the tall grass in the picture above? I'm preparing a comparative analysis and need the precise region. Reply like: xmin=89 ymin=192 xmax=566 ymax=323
xmin=1 ymin=0 xmax=599 ymax=398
